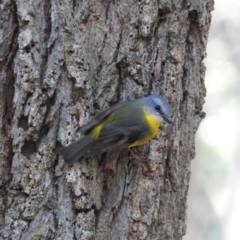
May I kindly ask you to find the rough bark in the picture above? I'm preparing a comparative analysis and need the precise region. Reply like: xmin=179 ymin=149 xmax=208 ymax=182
xmin=0 ymin=0 xmax=213 ymax=239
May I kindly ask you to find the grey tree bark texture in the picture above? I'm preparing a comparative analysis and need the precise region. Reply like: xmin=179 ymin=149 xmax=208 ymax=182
xmin=0 ymin=0 xmax=214 ymax=239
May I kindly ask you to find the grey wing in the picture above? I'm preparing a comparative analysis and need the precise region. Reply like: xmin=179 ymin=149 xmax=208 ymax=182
xmin=81 ymin=101 xmax=130 ymax=133
xmin=61 ymin=135 xmax=95 ymax=164
xmin=85 ymin=122 xmax=149 ymax=157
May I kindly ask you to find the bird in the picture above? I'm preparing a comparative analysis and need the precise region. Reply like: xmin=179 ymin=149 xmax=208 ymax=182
xmin=61 ymin=95 xmax=172 ymax=164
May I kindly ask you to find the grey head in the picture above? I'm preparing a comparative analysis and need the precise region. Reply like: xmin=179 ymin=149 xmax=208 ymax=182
xmin=144 ymin=95 xmax=172 ymax=123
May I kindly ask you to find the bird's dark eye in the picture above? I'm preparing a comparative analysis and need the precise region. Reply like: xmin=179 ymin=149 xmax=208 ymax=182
xmin=155 ymin=105 xmax=161 ymax=111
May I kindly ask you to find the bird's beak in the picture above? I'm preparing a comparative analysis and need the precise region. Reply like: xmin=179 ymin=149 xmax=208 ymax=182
xmin=163 ymin=115 xmax=172 ymax=123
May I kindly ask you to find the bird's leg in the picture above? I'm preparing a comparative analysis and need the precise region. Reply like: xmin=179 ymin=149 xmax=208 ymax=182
xmin=127 ymin=148 xmax=148 ymax=163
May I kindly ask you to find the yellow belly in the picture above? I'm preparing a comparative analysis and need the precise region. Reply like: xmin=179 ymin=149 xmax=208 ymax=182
xmin=130 ymin=107 xmax=160 ymax=147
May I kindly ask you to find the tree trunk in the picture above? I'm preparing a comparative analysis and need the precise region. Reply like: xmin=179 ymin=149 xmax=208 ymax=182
xmin=0 ymin=0 xmax=213 ymax=239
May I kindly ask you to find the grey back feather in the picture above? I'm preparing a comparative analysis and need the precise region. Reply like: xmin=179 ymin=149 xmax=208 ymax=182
xmin=80 ymin=101 xmax=130 ymax=133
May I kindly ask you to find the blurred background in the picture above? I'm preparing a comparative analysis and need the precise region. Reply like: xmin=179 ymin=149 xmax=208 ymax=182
xmin=184 ymin=0 xmax=240 ymax=239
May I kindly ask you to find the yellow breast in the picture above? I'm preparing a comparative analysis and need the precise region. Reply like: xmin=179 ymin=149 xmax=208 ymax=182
xmin=130 ymin=107 xmax=160 ymax=147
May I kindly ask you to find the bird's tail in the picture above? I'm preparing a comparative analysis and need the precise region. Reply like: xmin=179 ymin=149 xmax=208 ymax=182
xmin=61 ymin=135 xmax=95 ymax=164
